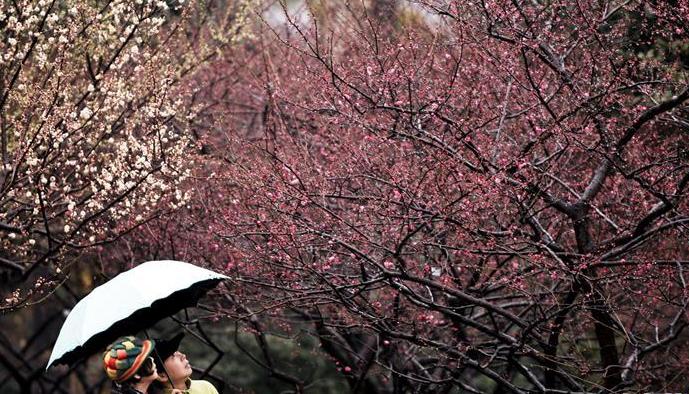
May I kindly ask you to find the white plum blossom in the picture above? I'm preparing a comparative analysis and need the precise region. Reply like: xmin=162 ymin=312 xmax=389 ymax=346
xmin=0 ymin=0 xmax=253 ymax=312
xmin=79 ymin=107 xmax=92 ymax=120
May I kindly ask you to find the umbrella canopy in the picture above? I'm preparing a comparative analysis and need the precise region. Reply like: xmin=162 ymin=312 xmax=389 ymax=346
xmin=47 ymin=260 xmax=228 ymax=369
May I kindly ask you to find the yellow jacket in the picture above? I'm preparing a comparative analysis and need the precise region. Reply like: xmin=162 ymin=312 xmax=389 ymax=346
xmin=163 ymin=378 xmax=219 ymax=394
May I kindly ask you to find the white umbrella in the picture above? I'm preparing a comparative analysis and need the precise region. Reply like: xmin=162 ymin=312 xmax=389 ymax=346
xmin=47 ymin=260 xmax=228 ymax=369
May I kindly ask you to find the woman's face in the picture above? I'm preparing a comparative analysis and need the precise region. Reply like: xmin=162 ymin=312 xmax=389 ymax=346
xmin=161 ymin=351 xmax=192 ymax=382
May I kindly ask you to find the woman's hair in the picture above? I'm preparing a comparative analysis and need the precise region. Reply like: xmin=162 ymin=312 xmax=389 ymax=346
xmin=110 ymin=357 xmax=157 ymax=393
xmin=136 ymin=356 xmax=156 ymax=377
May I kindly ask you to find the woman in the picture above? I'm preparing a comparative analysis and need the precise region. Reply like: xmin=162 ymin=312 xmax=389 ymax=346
xmin=103 ymin=336 xmax=160 ymax=394
xmin=149 ymin=333 xmax=219 ymax=394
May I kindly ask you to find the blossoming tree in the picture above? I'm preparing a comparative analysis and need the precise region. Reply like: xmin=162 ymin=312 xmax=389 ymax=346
xmin=0 ymin=0 xmax=250 ymax=310
xmin=131 ymin=0 xmax=689 ymax=392
xmin=0 ymin=0 xmax=248 ymax=390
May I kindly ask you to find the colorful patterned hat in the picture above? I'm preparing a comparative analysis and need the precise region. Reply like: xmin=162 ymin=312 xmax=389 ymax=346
xmin=103 ymin=336 xmax=155 ymax=382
